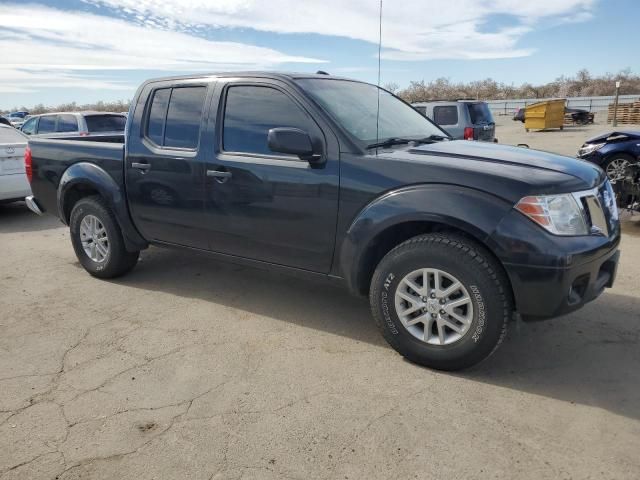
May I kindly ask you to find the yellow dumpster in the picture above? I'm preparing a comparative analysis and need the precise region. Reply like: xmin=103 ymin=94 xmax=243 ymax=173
xmin=524 ymin=99 xmax=566 ymax=131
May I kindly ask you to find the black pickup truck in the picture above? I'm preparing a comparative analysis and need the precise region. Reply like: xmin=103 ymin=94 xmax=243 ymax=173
xmin=24 ymin=72 xmax=621 ymax=370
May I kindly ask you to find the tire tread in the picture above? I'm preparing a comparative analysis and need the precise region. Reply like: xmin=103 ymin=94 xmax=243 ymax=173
xmin=370 ymin=233 xmax=512 ymax=370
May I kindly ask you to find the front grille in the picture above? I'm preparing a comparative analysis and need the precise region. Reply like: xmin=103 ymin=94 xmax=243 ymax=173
xmin=574 ymin=181 xmax=619 ymax=237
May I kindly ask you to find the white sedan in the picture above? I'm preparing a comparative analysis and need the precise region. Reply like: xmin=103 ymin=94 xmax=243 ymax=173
xmin=0 ymin=125 xmax=31 ymax=203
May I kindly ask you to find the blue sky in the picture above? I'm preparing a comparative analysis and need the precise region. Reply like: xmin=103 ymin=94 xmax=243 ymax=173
xmin=0 ymin=0 xmax=637 ymax=109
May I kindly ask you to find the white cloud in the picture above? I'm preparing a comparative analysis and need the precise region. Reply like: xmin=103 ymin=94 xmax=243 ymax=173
xmin=84 ymin=0 xmax=596 ymax=60
xmin=0 ymin=4 xmax=324 ymax=94
xmin=0 ymin=0 xmax=596 ymax=97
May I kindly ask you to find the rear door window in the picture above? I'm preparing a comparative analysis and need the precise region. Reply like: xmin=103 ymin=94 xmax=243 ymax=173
xmin=413 ymin=106 xmax=427 ymax=116
xmin=85 ymin=115 xmax=126 ymax=133
xmin=163 ymin=87 xmax=206 ymax=148
xmin=57 ymin=115 xmax=78 ymax=133
xmin=37 ymin=115 xmax=56 ymax=134
xmin=467 ymin=103 xmax=494 ymax=124
xmin=433 ymin=106 xmax=458 ymax=126
xmin=145 ymin=86 xmax=206 ymax=149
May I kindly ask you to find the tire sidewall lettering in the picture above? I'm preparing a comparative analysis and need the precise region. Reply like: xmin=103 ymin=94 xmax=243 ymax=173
xmin=381 ymin=272 xmax=399 ymax=335
xmin=470 ymin=285 xmax=486 ymax=343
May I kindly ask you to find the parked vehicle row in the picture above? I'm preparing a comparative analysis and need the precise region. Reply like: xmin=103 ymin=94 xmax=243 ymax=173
xmin=24 ymin=72 xmax=620 ymax=371
xmin=3 ymin=111 xmax=29 ymax=128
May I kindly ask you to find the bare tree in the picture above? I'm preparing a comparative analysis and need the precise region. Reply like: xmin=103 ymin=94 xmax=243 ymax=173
xmin=396 ymin=69 xmax=640 ymax=102
xmin=383 ymin=82 xmax=399 ymax=94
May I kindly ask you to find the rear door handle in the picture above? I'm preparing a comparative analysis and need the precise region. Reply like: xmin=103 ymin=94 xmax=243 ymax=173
xmin=207 ymin=170 xmax=232 ymax=179
xmin=131 ymin=162 xmax=150 ymax=171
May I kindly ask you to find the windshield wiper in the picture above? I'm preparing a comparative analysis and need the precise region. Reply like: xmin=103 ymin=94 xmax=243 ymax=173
xmin=412 ymin=134 xmax=451 ymax=144
xmin=366 ymin=137 xmax=413 ymax=149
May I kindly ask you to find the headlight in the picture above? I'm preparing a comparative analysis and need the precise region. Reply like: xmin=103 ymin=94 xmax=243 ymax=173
xmin=515 ymin=194 xmax=588 ymax=235
xmin=578 ymin=142 xmax=605 ymax=157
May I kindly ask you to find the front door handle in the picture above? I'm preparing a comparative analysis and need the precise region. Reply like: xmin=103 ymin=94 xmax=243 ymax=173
xmin=131 ymin=162 xmax=150 ymax=171
xmin=207 ymin=170 xmax=232 ymax=179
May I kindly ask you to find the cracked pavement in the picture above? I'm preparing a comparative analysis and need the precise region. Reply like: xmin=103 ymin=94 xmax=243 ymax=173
xmin=1 ymin=205 xmax=640 ymax=478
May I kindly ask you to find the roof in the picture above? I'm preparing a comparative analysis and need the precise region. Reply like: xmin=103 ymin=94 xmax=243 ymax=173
xmin=141 ymin=71 xmax=368 ymax=86
xmin=25 ymin=111 xmax=126 ymax=117
xmin=412 ymin=99 xmax=485 ymax=105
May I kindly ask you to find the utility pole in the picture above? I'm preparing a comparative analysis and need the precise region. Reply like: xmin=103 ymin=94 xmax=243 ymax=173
xmin=612 ymin=80 xmax=621 ymax=127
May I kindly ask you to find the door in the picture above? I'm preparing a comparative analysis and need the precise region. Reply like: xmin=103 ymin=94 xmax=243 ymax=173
xmin=203 ymin=81 xmax=339 ymax=273
xmin=126 ymin=82 xmax=211 ymax=248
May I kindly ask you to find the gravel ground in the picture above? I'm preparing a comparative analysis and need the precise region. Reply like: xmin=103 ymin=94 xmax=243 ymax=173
xmin=1 ymin=121 xmax=639 ymax=479
xmin=494 ymin=113 xmax=635 ymax=156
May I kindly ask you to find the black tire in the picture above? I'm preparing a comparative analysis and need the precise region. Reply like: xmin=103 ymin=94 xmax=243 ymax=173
xmin=69 ymin=196 xmax=139 ymax=278
xmin=369 ymin=233 xmax=512 ymax=371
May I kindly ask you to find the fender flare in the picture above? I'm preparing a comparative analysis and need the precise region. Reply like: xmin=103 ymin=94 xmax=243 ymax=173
xmin=58 ymin=162 xmax=147 ymax=251
xmin=338 ymin=184 xmax=513 ymax=295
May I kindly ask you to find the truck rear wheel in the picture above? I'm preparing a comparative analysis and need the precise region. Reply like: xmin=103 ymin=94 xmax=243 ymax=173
xmin=69 ymin=196 xmax=139 ymax=278
xmin=369 ymin=233 xmax=512 ymax=371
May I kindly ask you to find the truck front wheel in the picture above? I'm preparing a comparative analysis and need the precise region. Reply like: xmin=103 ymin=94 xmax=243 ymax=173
xmin=369 ymin=233 xmax=512 ymax=371
xmin=69 ymin=196 xmax=139 ymax=278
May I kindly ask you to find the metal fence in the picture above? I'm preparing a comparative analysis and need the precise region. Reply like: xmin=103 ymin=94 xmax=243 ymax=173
xmin=486 ymin=94 xmax=640 ymax=116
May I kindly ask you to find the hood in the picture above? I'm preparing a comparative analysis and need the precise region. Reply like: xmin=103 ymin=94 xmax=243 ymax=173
xmin=410 ymin=140 xmax=603 ymax=183
xmin=584 ymin=130 xmax=640 ymax=144
xmin=374 ymin=140 xmax=605 ymax=202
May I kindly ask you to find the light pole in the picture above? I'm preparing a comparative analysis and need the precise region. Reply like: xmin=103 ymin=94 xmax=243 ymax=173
xmin=612 ymin=80 xmax=621 ymax=127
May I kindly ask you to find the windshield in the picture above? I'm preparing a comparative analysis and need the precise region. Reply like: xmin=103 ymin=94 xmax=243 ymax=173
xmin=296 ymin=79 xmax=445 ymax=145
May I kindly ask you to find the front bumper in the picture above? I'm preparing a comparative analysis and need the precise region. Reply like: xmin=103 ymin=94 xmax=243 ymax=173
xmin=490 ymin=203 xmax=621 ymax=320
xmin=504 ymin=246 xmax=619 ymax=319
xmin=576 ymin=150 xmax=605 ymax=165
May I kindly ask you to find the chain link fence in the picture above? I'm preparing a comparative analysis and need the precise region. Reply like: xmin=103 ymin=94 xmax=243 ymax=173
xmin=486 ymin=94 xmax=640 ymax=116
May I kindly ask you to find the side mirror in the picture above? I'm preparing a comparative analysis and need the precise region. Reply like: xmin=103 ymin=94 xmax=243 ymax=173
xmin=267 ymin=128 xmax=321 ymax=163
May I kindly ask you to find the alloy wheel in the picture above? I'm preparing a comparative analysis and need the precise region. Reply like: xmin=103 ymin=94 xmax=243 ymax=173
xmin=79 ymin=214 xmax=109 ymax=263
xmin=394 ymin=268 xmax=474 ymax=346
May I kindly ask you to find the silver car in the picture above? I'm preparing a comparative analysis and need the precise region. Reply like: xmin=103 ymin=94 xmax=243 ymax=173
xmin=412 ymin=100 xmax=496 ymax=142
xmin=0 ymin=125 xmax=30 ymax=203
xmin=20 ymin=111 xmax=126 ymax=138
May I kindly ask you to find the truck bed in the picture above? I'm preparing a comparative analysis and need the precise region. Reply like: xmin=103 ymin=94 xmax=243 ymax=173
xmin=28 ymin=137 xmax=125 ymax=218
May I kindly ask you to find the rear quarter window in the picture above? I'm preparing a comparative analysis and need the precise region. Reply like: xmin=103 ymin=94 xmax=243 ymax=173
xmin=413 ymin=106 xmax=427 ymax=116
xmin=433 ymin=106 xmax=458 ymax=126
xmin=85 ymin=115 xmax=126 ymax=133
xmin=467 ymin=103 xmax=494 ymax=124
